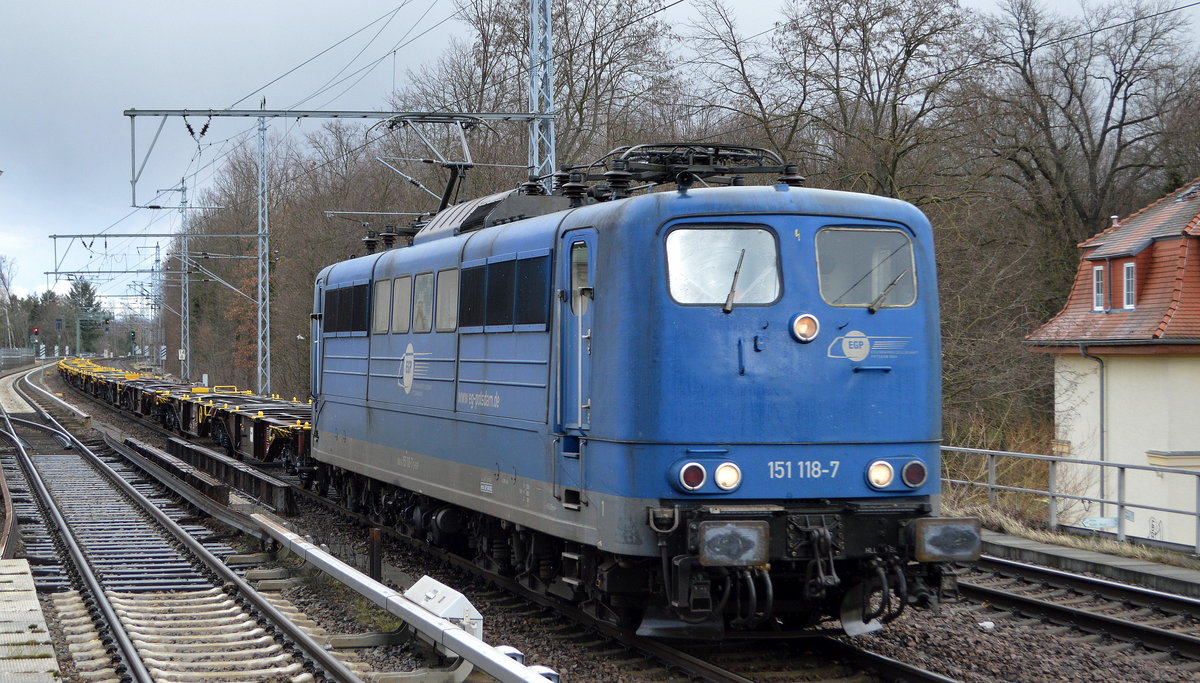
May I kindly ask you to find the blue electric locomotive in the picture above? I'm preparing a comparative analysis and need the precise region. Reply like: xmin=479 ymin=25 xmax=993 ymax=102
xmin=309 ymin=144 xmax=980 ymax=637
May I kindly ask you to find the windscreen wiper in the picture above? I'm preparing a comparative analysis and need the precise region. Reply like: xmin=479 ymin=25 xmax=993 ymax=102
xmin=722 ymin=249 xmax=747 ymax=314
xmin=868 ymin=270 xmax=908 ymax=314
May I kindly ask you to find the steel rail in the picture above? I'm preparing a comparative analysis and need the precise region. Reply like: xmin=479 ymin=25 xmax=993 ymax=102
xmin=16 ymin=370 xmax=366 ymax=683
xmin=0 ymin=366 xmax=30 ymax=558
xmin=959 ymin=562 xmax=1200 ymax=659
xmin=7 ymin=369 xmax=154 ymax=681
xmin=979 ymin=555 xmax=1200 ymax=614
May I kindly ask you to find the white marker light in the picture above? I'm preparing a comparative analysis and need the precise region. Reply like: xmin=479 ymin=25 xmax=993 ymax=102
xmin=714 ymin=462 xmax=742 ymax=490
xmin=866 ymin=460 xmax=894 ymax=489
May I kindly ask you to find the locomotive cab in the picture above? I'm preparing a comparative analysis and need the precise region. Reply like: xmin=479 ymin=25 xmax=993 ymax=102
xmin=549 ymin=154 xmax=982 ymax=636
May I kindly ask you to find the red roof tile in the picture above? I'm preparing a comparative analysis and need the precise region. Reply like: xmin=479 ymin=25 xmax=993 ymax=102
xmin=1027 ymin=179 xmax=1200 ymax=346
xmin=1082 ymin=179 xmax=1200 ymax=257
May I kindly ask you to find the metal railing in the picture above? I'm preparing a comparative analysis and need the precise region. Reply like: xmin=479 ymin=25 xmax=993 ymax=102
xmin=942 ymin=446 xmax=1200 ymax=555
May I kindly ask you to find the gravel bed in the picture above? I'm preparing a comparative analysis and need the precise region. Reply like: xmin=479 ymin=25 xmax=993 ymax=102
xmin=851 ymin=606 xmax=1189 ymax=683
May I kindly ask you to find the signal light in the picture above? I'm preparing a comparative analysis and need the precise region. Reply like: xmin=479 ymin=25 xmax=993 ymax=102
xmin=32 ymin=328 xmax=39 ymax=335
xmin=679 ymin=462 xmax=706 ymax=491
xmin=902 ymin=460 xmax=928 ymax=488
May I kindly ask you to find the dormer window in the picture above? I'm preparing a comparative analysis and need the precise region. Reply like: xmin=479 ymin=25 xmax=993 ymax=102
xmin=1092 ymin=266 xmax=1105 ymax=311
xmin=1123 ymin=263 xmax=1135 ymax=309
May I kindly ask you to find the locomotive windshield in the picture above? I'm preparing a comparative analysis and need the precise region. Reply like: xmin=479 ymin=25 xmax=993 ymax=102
xmin=816 ymin=227 xmax=916 ymax=308
xmin=666 ymin=227 xmax=780 ymax=305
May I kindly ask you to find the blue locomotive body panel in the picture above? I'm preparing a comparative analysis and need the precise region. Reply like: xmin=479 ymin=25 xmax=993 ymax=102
xmin=312 ymin=184 xmax=944 ymax=557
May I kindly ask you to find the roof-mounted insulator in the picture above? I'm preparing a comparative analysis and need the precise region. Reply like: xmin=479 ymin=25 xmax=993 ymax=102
xmin=361 ymin=230 xmax=379 ymax=255
xmin=552 ymin=167 xmax=571 ymax=195
xmin=676 ymin=171 xmax=697 ymax=193
xmin=520 ymin=176 xmax=546 ymax=196
xmin=379 ymin=227 xmax=398 ymax=250
xmin=777 ymin=164 xmax=805 ymax=187
xmin=1111 ymin=215 xmax=1121 ymax=228
xmin=604 ymin=160 xmax=633 ymax=200
xmin=562 ymin=172 xmax=588 ymax=208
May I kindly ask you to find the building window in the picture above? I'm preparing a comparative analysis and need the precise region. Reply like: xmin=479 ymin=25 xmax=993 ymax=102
xmin=1123 ymin=263 xmax=1135 ymax=309
xmin=1092 ymin=266 xmax=1104 ymax=311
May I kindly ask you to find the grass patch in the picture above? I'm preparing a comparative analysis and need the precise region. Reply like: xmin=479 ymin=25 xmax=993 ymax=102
xmin=946 ymin=500 xmax=1200 ymax=571
xmin=298 ymin=574 xmax=407 ymax=632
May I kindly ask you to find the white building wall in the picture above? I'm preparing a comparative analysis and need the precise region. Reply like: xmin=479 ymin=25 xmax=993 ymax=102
xmin=1053 ymin=353 xmax=1200 ymax=548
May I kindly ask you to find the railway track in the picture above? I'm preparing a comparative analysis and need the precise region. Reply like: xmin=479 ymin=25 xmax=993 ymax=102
xmin=25 ymin=363 xmax=966 ymax=681
xmin=0 ymin=366 xmax=382 ymax=681
xmin=954 ymin=556 xmax=1200 ymax=672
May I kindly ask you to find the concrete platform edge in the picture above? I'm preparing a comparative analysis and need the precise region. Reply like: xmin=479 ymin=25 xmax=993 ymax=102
xmin=981 ymin=530 xmax=1200 ymax=598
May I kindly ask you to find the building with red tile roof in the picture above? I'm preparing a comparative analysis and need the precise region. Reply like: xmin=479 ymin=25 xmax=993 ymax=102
xmin=1026 ymin=178 xmax=1200 ymax=549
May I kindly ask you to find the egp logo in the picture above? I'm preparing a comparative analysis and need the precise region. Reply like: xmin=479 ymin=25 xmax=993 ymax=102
xmin=400 ymin=343 xmax=416 ymax=394
xmin=827 ymin=331 xmax=913 ymax=361
xmin=828 ymin=330 xmax=871 ymax=361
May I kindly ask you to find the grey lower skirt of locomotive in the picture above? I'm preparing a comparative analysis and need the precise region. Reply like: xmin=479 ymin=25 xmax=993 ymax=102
xmin=635 ymin=499 xmax=981 ymax=637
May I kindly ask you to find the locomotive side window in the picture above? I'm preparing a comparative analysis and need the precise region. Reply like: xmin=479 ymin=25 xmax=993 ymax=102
xmin=323 ymin=284 xmax=370 ymax=333
xmin=413 ymin=272 xmax=434 ymax=333
xmin=459 ymin=255 xmax=550 ymax=332
xmin=665 ymin=228 xmax=779 ymax=306
xmin=486 ymin=259 xmax=516 ymax=326
xmin=570 ymin=242 xmax=590 ymax=315
xmin=459 ymin=266 xmax=485 ymax=328
xmin=371 ymin=279 xmax=391 ymax=334
xmin=515 ymin=255 xmax=551 ymax=325
xmin=391 ymin=276 xmax=412 ymax=333
xmin=816 ymin=228 xmax=916 ymax=308
xmin=349 ymin=284 xmax=370 ymax=331
xmin=435 ymin=268 xmax=459 ymax=332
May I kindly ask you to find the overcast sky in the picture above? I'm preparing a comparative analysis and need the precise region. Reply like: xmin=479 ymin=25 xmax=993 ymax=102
xmin=0 ymin=0 xmax=1186 ymax=308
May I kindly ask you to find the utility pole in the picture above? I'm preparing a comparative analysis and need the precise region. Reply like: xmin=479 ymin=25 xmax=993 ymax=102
xmin=181 ymin=179 xmax=191 ymax=380
xmin=257 ymin=116 xmax=271 ymax=395
xmin=528 ymin=0 xmax=555 ymax=187
xmin=156 ymin=179 xmax=193 ymax=380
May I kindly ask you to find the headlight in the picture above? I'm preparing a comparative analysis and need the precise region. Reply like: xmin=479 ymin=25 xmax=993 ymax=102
xmin=679 ymin=462 xmax=706 ymax=491
xmin=866 ymin=460 xmax=894 ymax=489
xmin=789 ymin=313 xmax=820 ymax=343
xmin=902 ymin=460 xmax=928 ymax=487
xmin=714 ymin=462 xmax=742 ymax=490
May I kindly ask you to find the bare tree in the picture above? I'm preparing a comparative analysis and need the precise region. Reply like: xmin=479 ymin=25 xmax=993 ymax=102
xmin=686 ymin=0 xmax=813 ymax=161
xmin=772 ymin=0 xmax=981 ymax=199
xmin=981 ymin=0 xmax=1197 ymax=243
xmin=0 ymin=254 xmax=17 ymax=347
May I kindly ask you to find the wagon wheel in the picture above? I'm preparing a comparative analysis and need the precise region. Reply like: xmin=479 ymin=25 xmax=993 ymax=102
xmin=277 ymin=442 xmax=298 ymax=475
xmin=162 ymin=407 xmax=180 ymax=432
xmin=210 ymin=418 xmax=235 ymax=455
